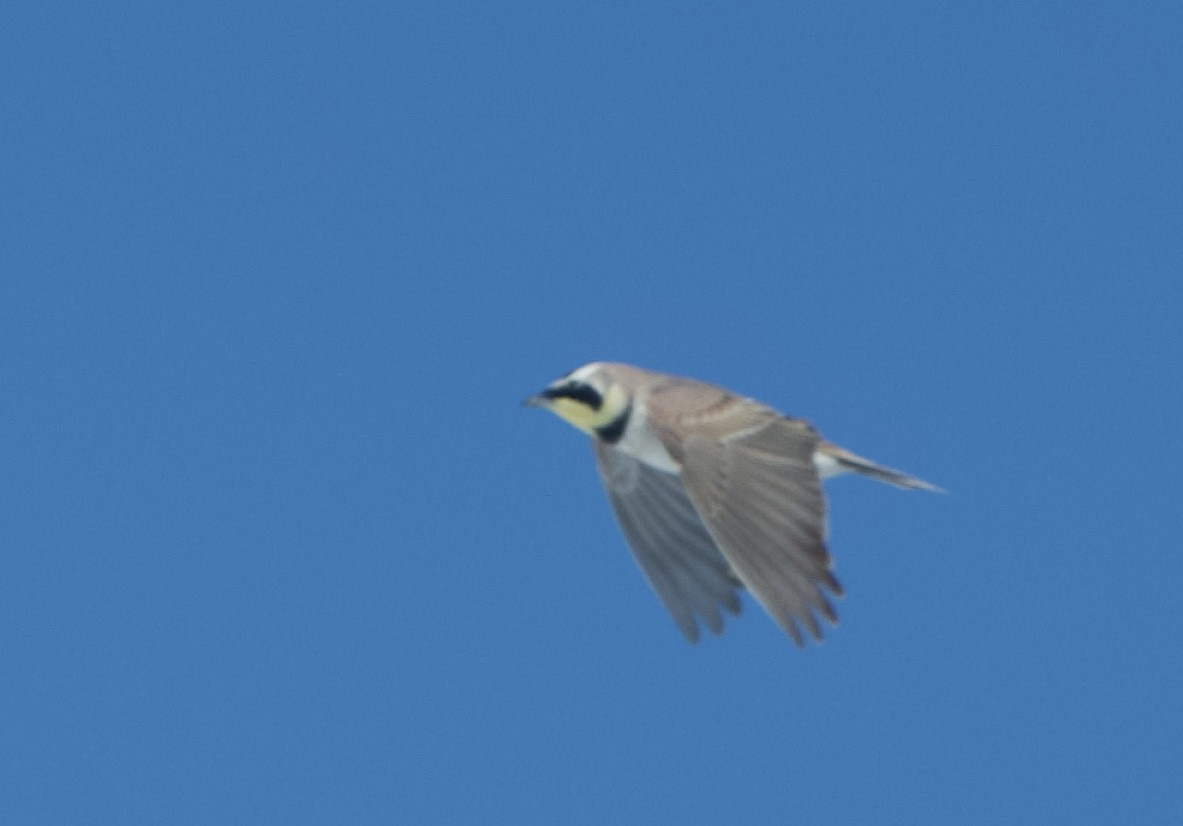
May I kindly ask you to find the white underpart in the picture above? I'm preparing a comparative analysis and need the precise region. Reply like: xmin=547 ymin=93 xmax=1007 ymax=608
xmin=813 ymin=452 xmax=849 ymax=479
xmin=611 ymin=401 xmax=682 ymax=474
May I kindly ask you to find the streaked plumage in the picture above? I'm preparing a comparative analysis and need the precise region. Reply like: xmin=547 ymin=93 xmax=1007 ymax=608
xmin=525 ymin=362 xmax=940 ymax=645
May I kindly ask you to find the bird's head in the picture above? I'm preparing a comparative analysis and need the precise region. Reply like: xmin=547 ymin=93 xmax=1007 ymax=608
xmin=524 ymin=362 xmax=632 ymax=438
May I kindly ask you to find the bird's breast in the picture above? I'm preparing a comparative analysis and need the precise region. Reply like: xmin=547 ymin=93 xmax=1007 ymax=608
xmin=609 ymin=404 xmax=681 ymax=474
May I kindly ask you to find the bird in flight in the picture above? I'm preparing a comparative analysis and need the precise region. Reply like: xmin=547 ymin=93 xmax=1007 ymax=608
xmin=525 ymin=362 xmax=940 ymax=645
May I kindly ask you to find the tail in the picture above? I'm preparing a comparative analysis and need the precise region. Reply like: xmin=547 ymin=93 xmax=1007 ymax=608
xmin=816 ymin=442 xmax=945 ymax=493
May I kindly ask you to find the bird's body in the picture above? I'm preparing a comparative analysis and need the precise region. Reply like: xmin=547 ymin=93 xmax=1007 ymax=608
xmin=526 ymin=362 xmax=939 ymax=645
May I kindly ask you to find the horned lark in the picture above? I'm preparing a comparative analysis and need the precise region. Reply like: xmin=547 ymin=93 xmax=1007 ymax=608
xmin=525 ymin=362 xmax=940 ymax=645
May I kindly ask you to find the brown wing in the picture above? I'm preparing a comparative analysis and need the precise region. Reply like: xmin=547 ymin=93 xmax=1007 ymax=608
xmin=594 ymin=442 xmax=743 ymax=642
xmin=647 ymin=383 xmax=842 ymax=645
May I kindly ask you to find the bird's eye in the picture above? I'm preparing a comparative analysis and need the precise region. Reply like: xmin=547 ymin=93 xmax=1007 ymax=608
xmin=542 ymin=382 xmax=603 ymax=410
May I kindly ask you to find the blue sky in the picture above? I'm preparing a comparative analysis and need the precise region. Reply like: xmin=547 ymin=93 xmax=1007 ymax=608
xmin=3 ymin=2 xmax=1181 ymax=823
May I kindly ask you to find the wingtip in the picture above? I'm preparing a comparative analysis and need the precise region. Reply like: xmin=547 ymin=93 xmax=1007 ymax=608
xmin=779 ymin=616 xmax=807 ymax=647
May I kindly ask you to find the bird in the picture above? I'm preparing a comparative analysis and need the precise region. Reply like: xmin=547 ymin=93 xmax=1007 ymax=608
xmin=524 ymin=362 xmax=940 ymax=646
